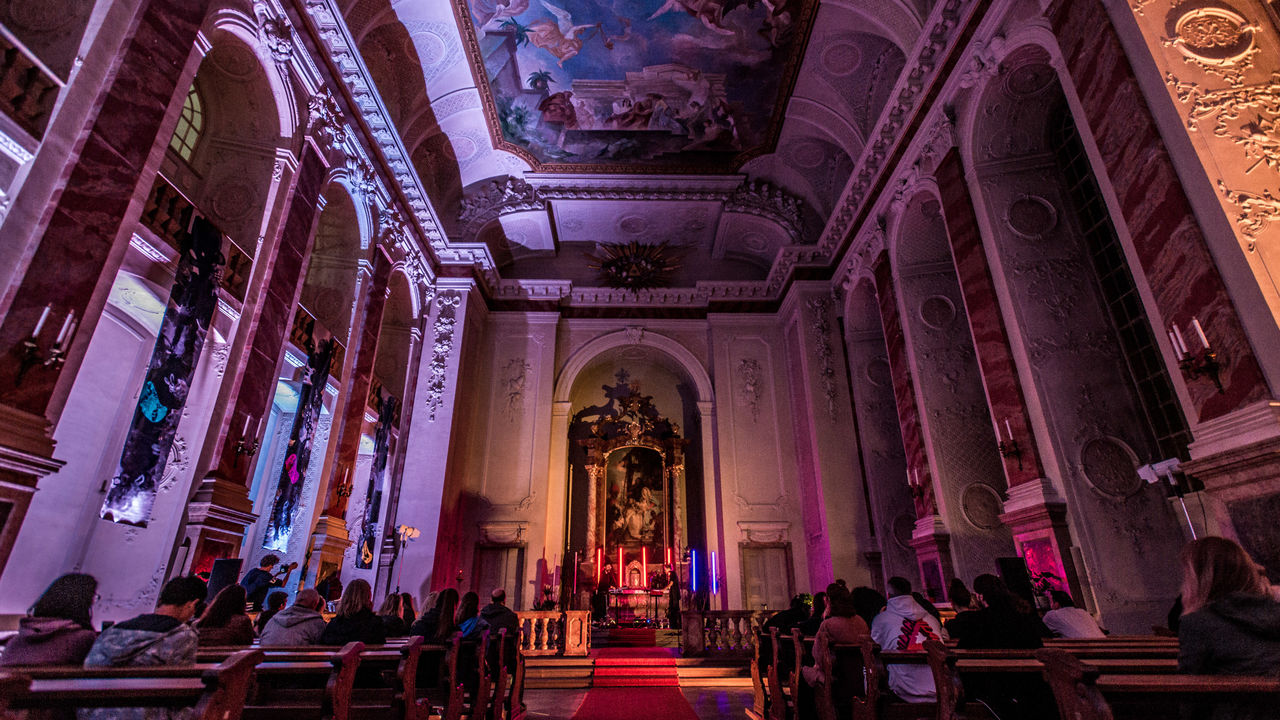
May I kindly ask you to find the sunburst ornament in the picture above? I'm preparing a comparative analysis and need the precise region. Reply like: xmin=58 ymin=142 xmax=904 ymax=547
xmin=587 ymin=241 xmax=683 ymax=289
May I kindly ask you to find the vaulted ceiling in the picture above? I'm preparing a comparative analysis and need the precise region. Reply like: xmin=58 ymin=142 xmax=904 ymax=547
xmin=337 ymin=0 xmax=931 ymax=288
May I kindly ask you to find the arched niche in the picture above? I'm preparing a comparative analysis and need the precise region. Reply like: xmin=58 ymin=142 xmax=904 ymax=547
xmin=964 ymin=43 xmax=1189 ymax=631
xmin=890 ymin=188 xmax=1013 ymax=586
xmin=301 ymin=185 xmax=363 ymax=345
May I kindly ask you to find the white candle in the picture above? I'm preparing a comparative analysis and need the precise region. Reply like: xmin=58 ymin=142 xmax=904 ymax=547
xmin=1005 ymin=418 xmax=1013 ymax=442
xmin=1192 ymin=318 xmax=1210 ymax=350
xmin=33 ymin=305 xmax=50 ymax=336
xmin=62 ymin=319 xmax=77 ymax=347
xmin=256 ymin=415 xmax=264 ymax=437
xmin=55 ymin=311 xmax=75 ymax=344
xmin=242 ymin=414 xmax=251 ymax=436
xmin=1173 ymin=324 xmax=1188 ymax=355
xmin=1168 ymin=330 xmax=1180 ymax=356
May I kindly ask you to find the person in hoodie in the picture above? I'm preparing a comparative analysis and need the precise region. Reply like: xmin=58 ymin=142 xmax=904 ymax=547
xmin=870 ymin=576 xmax=945 ymax=703
xmin=319 ymin=579 xmax=385 ymax=645
xmin=1178 ymin=537 xmax=1280 ymax=720
xmin=1 ymin=573 xmax=98 ymax=666
xmin=82 ymin=575 xmax=206 ymax=720
xmin=260 ymin=589 xmax=327 ymax=646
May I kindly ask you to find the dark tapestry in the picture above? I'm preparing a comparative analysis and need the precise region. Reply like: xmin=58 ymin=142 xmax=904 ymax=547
xmin=356 ymin=393 xmax=396 ymax=569
xmin=100 ymin=218 xmax=224 ymax=526
xmin=262 ymin=338 xmax=333 ymax=551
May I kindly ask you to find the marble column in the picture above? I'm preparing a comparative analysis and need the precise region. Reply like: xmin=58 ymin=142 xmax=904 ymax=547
xmin=936 ymin=150 xmax=1080 ymax=597
xmin=0 ymin=0 xmax=210 ymax=575
xmin=1050 ymin=0 xmax=1280 ymax=570
xmin=373 ymin=321 xmax=424 ymax=597
xmin=870 ymin=254 xmax=953 ymax=591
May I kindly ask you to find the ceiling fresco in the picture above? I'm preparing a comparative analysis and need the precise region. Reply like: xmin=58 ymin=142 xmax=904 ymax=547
xmin=454 ymin=0 xmax=818 ymax=171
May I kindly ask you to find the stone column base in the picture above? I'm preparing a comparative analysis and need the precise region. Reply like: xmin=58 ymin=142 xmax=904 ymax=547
xmin=0 ymin=404 xmax=62 ymax=577
xmin=999 ymin=478 xmax=1084 ymax=610
xmin=910 ymin=515 xmax=954 ymax=601
xmin=182 ymin=476 xmax=257 ymax=575
xmin=1183 ymin=401 xmax=1280 ymax=571
xmin=308 ymin=515 xmax=352 ymax=589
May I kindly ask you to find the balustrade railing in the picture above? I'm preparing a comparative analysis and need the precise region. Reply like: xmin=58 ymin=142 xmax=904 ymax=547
xmin=681 ymin=610 xmax=765 ymax=657
xmin=516 ymin=610 xmax=590 ymax=656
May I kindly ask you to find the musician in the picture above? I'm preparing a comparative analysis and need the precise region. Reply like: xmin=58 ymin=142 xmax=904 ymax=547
xmin=240 ymin=554 xmax=295 ymax=610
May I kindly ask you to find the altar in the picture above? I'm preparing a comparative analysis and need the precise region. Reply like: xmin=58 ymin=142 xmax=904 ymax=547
xmin=608 ymin=587 xmax=668 ymax=625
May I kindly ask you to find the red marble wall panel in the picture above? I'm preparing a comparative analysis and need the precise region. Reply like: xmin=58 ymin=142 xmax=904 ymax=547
xmin=324 ymin=251 xmax=392 ymax=517
xmin=1050 ymin=0 xmax=1269 ymax=421
xmin=213 ymin=145 xmax=327 ymax=483
xmin=872 ymin=254 xmax=936 ymax=519
xmin=0 ymin=0 xmax=211 ymax=414
xmin=937 ymin=150 xmax=1045 ymax=485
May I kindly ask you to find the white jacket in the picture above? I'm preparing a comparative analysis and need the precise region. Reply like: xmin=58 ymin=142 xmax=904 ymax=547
xmin=870 ymin=595 xmax=947 ymax=702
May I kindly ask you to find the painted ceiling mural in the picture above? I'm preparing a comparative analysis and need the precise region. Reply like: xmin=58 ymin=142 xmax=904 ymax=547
xmin=455 ymin=0 xmax=817 ymax=171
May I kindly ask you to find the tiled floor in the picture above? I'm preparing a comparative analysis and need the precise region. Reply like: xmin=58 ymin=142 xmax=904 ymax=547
xmin=523 ymin=686 xmax=754 ymax=720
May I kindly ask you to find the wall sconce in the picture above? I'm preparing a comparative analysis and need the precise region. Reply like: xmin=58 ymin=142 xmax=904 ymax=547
xmin=996 ymin=417 xmax=1023 ymax=471
xmin=907 ymin=466 xmax=925 ymax=502
xmin=334 ymin=465 xmax=352 ymax=497
xmin=233 ymin=413 xmax=262 ymax=459
xmin=1169 ymin=319 xmax=1223 ymax=394
xmin=16 ymin=306 xmax=76 ymax=385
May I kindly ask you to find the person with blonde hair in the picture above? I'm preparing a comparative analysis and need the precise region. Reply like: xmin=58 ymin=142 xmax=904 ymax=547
xmin=319 ymin=579 xmax=386 ymax=645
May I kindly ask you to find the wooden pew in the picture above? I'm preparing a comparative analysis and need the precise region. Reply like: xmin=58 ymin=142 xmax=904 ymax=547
xmin=746 ymin=631 xmax=769 ymax=720
xmin=828 ymin=639 xmax=935 ymax=720
xmin=1036 ymin=649 xmax=1280 ymax=720
xmin=0 ymin=648 xmax=261 ymax=720
xmin=765 ymin=628 xmax=803 ymax=720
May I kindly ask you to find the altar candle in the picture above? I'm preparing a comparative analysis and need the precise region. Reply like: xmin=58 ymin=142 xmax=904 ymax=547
xmin=618 ymin=547 xmax=624 ymax=586
xmin=1173 ymin=324 xmax=1188 ymax=355
xmin=595 ymin=548 xmax=602 ymax=585
xmin=1192 ymin=318 xmax=1210 ymax=349
xmin=642 ymin=547 xmax=647 ymax=585
xmin=55 ymin=311 xmax=75 ymax=345
xmin=33 ymin=305 xmax=50 ymax=336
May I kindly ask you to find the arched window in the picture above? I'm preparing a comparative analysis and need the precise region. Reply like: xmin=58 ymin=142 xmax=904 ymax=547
xmin=168 ymin=86 xmax=203 ymax=162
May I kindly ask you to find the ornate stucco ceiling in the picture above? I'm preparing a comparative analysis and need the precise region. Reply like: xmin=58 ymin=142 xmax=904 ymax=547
xmin=339 ymin=0 xmax=931 ymax=292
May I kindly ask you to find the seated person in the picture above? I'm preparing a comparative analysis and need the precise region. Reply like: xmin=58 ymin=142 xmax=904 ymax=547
xmin=1 ymin=573 xmax=98 ymax=666
xmin=260 ymin=589 xmax=327 ymax=646
xmin=1042 ymin=590 xmax=1105 ymax=638
xmin=319 ymin=579 xmax=386 ymax=645
xmin=378 ymin=593 xmax=408 ymax=637
xmin=196 ymin=584 xmax=255 ymax=646
xmin=255 ymin=590 xmax=288 ymax=634
xmin=764 ymin=595 xmax=810 ymax=633
xmin=870 ymin=576 xmax=945 ymax=702
xmin=85 ymin=575 xmax=205 ymax=668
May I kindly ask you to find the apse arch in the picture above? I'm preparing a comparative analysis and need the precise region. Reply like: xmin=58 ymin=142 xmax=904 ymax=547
xmin=553 ymin=330 xmax=713 ymax=405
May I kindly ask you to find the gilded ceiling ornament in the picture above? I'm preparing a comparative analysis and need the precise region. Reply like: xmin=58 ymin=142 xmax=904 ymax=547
xmin=587 ymin=241 xmax=683 ymax=289
xmin=1162 ymin=4 xmax=1258 ymax=84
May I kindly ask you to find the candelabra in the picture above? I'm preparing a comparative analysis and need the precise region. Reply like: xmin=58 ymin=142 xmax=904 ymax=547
xmin=335 ymin=481 xmax=353 ymax=498
xmin=998 ymin=438 xmax=1024 ymax=471
xmin=1169 ymin=319 xmax=1223 ymax=394
xmin=233 ymin=435 xmax=260 ymax=459
xmin=15 ymin=306 xmax=76 ymax=386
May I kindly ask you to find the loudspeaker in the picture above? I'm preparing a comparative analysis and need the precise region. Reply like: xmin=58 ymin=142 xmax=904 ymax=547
xmin=207 ymin=558 xmax=243 ymax=603
xmin=996 ymin=556 xmax=1036 ymax=608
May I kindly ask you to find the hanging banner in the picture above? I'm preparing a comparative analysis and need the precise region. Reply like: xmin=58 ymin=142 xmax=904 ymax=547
xmin=356 ymin=393 xmax=396 ymax=568
xmin=101 ymin=218 xmax=224 ymax=526
xmin=262 ymin=338 xmax=333 ymax=551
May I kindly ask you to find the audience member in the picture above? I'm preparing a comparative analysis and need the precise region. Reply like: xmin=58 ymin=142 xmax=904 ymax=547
xmin=319 ymin=579 xmax=386 ymax=645
xmin=480 ymin=588 xmax=519 ymax=637
xmin=378 ymin=593 xmax=408 ymax=636
xmin=953 ymin=574 xmax=1048 ymax=649
xmin=0 ymin=573 xmax=98 ymax=667
xmin=804 ymin=585 xmax=871 ymax=684
xmin=1042 ymin=590 xmax=1105 ymax=639
xmin=196 ymin=584 xmax=255 ymax=646
xmin=850 ymin=586 xmax=886 ymax=629
xmin=410 ymin=588 xmax=459 ymax=641
xmin=456 ymin=591 xmax=487 ymax=640
xmin=1179 ymin=537 xmax=1280 ymax=675
xmin=240 ymin=555 xmax=283 ymax=611
xmin=870 ymin=576 xmax=944 ymax=702
xmin=944 ymin=578 xmax=980 ymax=639
xmin=911 ymin=591 xmax=943 ymax=623
xmin=85 ymin=575 xmax=205 ymax=667
xmin=797 ymin=591 xmax=827 ymax=636
xmin=399 ymin=592 xmax=416 ymax=628
xmin=254 ymin=590 xmax=288 ymax=634
xmin=315 ymin=570 xmax=343 ymax=604
xmin=260 ymin=589 xmax=327 ymax=646
xmin=764 ymin=595 xmax=810 ymax=632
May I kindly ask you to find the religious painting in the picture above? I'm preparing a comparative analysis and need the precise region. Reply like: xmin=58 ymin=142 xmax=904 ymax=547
xmin=605 ymin=446 xmax=665 ymax=553
xmin=456 ymin=0 xmax=816 ymax=170
xmin=1020 ymin=536 xmax=1066 ymax=592
xmin=101 ymin=217 xmax=223 ymax=526
xmin=355 ymin=393 xmax=396 ymax=569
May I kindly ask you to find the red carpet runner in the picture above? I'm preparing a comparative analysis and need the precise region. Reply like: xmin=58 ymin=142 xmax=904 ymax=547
xmin=571 ymin=648 xmax=698 ymax=720
xmin=570 ymin=687 xmax=699 ymax=720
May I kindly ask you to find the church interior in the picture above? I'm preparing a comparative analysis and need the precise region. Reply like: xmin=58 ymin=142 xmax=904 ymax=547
xmin=1 ymin=0 xmax=1280 ymax=716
